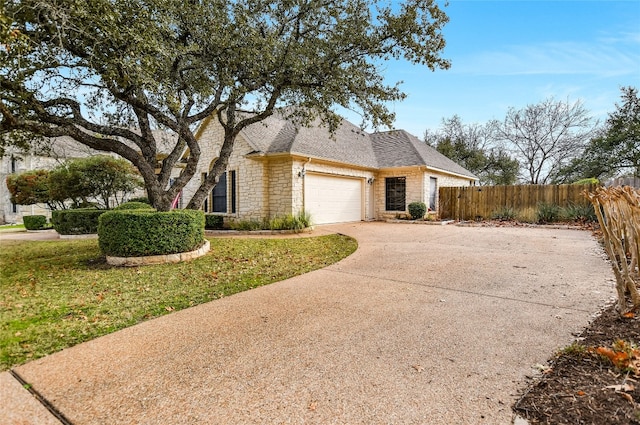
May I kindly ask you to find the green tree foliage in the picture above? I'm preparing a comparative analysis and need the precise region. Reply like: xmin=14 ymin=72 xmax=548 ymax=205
xmin=424 ymin=116 xmax=519 ymax=185
xmin=5 ymin=169 xmax=52 ymax=206
xmin=558 ymin=87 xmax=639 ymax=182
xmin=58 ymin=156 xmax=143 ymax=209
xmin=6 ymin=156 xmax=141 ymax=209
xmin=1 ymin=0 xmax=451 ymax=211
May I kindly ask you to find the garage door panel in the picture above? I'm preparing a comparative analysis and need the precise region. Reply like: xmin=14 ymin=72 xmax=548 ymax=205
xmin=304 ymin=174 xmax=362 ymax=224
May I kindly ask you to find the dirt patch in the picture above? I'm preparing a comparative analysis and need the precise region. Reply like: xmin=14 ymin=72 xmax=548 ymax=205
xmin=514 ymin=303 xmax=640 ymax=424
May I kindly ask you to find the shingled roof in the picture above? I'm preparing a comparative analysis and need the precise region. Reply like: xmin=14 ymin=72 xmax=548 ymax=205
xmin=238 ymin=112 xmax=477 ymax=179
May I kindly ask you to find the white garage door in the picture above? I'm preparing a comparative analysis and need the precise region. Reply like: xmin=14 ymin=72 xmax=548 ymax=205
xmin=304 ymin=174 xmax=363 ymax=224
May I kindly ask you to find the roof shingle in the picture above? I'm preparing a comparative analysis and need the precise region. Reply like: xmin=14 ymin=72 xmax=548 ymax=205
xmin=237 ymin=112 xmax=477 ymax=179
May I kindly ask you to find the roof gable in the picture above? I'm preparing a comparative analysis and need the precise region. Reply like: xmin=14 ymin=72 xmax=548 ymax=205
xmin=372 ymin=130 xmax=478 ymax=178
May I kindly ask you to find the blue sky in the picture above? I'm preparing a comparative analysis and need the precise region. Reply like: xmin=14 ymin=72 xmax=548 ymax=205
xmin=371 ymin=0 xmax=640 ymax=138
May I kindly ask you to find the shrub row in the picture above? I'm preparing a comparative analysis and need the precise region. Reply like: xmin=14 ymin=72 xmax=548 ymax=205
xmin=98 ymin=209 xmax=205 ymax=257
xmin=51 ymin=209 xmax=107 ymax=235
xmin=50 ymin=201 xmax=152 ymax=235
xmin=205 ymin=214 xmax=224 ymax=230
xmin=491 ymin=202 xmax=596 ymax=224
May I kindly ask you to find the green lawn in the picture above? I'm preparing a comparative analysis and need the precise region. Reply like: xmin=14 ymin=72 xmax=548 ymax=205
xmin=0 ymin=234 xmax=357 ymax=370
xmin=0 ymin=224 xmax=25 ymax=232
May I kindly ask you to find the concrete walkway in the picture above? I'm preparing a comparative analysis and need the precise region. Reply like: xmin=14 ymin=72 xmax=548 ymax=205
xmin=1 ymin=222 xmax=614 ymax=424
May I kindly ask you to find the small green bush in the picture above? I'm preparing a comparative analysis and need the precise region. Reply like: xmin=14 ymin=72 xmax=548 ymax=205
xmin=562 ymin=203 xmax=596 ymax=223
xmin=128 ymin=197 xmax=150 ymax=204
xmin=536 ymin=202 xmax=561 ymax=224
xmin=114 ymin=201 xmax=155 ymax=210
xmin=52 ymin=209 xmax=106 ymax=235
xmin=572 ymin=178 xmax=599 ymax=185
xmin=205 ymin=214 xmax=224 ymax=230
xmin=492 ymin=206 xmax=517 ymax=221
xmin=408 ymin=202 xmax=427 ymax=220
xmin=23 ymin=215 xmax=47 ymax=230
xmin=98 ymin=209 xmax=205 ymax=257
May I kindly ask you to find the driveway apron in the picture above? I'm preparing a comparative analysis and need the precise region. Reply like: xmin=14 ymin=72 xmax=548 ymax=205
xmin=5 ymin=222 xmax=614 ymax=424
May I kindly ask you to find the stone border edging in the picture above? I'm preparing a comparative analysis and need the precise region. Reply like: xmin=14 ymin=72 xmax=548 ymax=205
xmin=59 ymin=233 xmax=98 ymax=239
xmin=385 ymin=219 xmax=454 ymax=226
xmin=106 ymin=239 xmax=210 ymax=267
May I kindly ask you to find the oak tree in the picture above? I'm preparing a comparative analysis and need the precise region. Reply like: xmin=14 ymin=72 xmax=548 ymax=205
xmin=494 ymin=98 xmax=596 ymax=184
xmin=1 ymin=0 xmax=450 ymax=210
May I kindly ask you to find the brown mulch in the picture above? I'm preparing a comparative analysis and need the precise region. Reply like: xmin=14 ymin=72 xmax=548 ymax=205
xmin=513 ymin=303 xmax=640 ymax=424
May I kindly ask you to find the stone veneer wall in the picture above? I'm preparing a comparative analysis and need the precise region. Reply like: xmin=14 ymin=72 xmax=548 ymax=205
xmin=267 ymin=157 xmax=294 ymax=218
xmin=375 ymin=168 xmax=475 ymax=220
xmin=186 ymin=121 xmax=268 ymax=221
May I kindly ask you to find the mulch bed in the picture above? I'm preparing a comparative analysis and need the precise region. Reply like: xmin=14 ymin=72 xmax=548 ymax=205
xmin=513 ymin=303 xmax=640 ymax=424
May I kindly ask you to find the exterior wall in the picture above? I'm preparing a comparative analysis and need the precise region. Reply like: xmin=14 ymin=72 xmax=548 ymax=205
xmin=190 ymin=119 xmax=268 ymax=221
xmin=375 ymin=168 xmax=475 ymax=220
xmin=375 ymin=167 xmax=424 ymax=220
xmin=266 ymin=157 xmax=294 ymax=218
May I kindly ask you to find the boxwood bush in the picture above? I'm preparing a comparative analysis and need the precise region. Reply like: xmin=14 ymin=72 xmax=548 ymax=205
xmin=23 ymin=215 xmax=47 ymax=230
xmin=205 ymin=214 xmax=224 ymax=230
xmin=114 ymin=201 xmax=155 ymax=210
xmin=98 ymin=209 xmax=205 ymax=257
xmin=52 ymin=209 xmax=106 ymax=235
xmin=408 ymin=202 xmax=427 ymax=220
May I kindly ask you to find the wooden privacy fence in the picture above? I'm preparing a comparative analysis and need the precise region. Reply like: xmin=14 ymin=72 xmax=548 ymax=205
xmin=438 ymin=184 xmax=599 ymax=221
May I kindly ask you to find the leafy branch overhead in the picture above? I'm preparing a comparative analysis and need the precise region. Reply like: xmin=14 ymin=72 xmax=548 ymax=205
xmin=0 ymin=0 xmax=451 ymax=211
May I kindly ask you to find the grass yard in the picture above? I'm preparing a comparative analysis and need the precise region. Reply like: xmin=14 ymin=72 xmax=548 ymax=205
xmin=0 ymin=224 xmax=25 ymax=232
xmin=0 ymin=234 xmax=357 ymax=371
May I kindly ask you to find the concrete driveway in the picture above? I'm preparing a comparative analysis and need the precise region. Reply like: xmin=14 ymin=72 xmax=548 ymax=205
xmin=2 ymin=222 xmax=614 ymax=424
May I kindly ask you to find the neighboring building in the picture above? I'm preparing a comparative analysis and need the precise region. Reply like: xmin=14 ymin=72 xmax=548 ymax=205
xmin=606 ymin=175 xmax=640 ymax=188
xmin=188 ymin=113 xmax=478 ymax=225
xmin=0 ymin=137 xmax=98 ymax=224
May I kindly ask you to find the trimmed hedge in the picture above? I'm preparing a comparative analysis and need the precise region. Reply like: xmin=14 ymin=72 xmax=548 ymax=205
xmin=52 ymin=209 xmax=106 ymax=235
xmin=98 ymin=209 xmax=205 ymax=257
xmin=205 ymin=214 xmax=224 ymax=230
xmin=408 ymin=202 xmax=427 ymax=220
xmin=23 ymin=215 xmax=47 ymax=230
xmin=114 ymin=201 xmax=155 ymax=210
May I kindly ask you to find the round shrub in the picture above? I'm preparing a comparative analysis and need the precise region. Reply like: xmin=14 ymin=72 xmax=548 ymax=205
xmin=52 ymin=209 xmax=106 ymax=235
xmin=23 ymin=215 xmax=47 ymax=230
xmin=114 ymin=201 xmax=155 ymax=210
xmin=408 ymin=202 xmax=427 ymax=220
xmin=98 ymin=209 xmax=205 ymax=257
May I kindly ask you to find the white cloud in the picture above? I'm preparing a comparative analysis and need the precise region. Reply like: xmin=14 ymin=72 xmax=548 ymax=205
xmin=453 ymin=38 xmax=640 ymax=78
